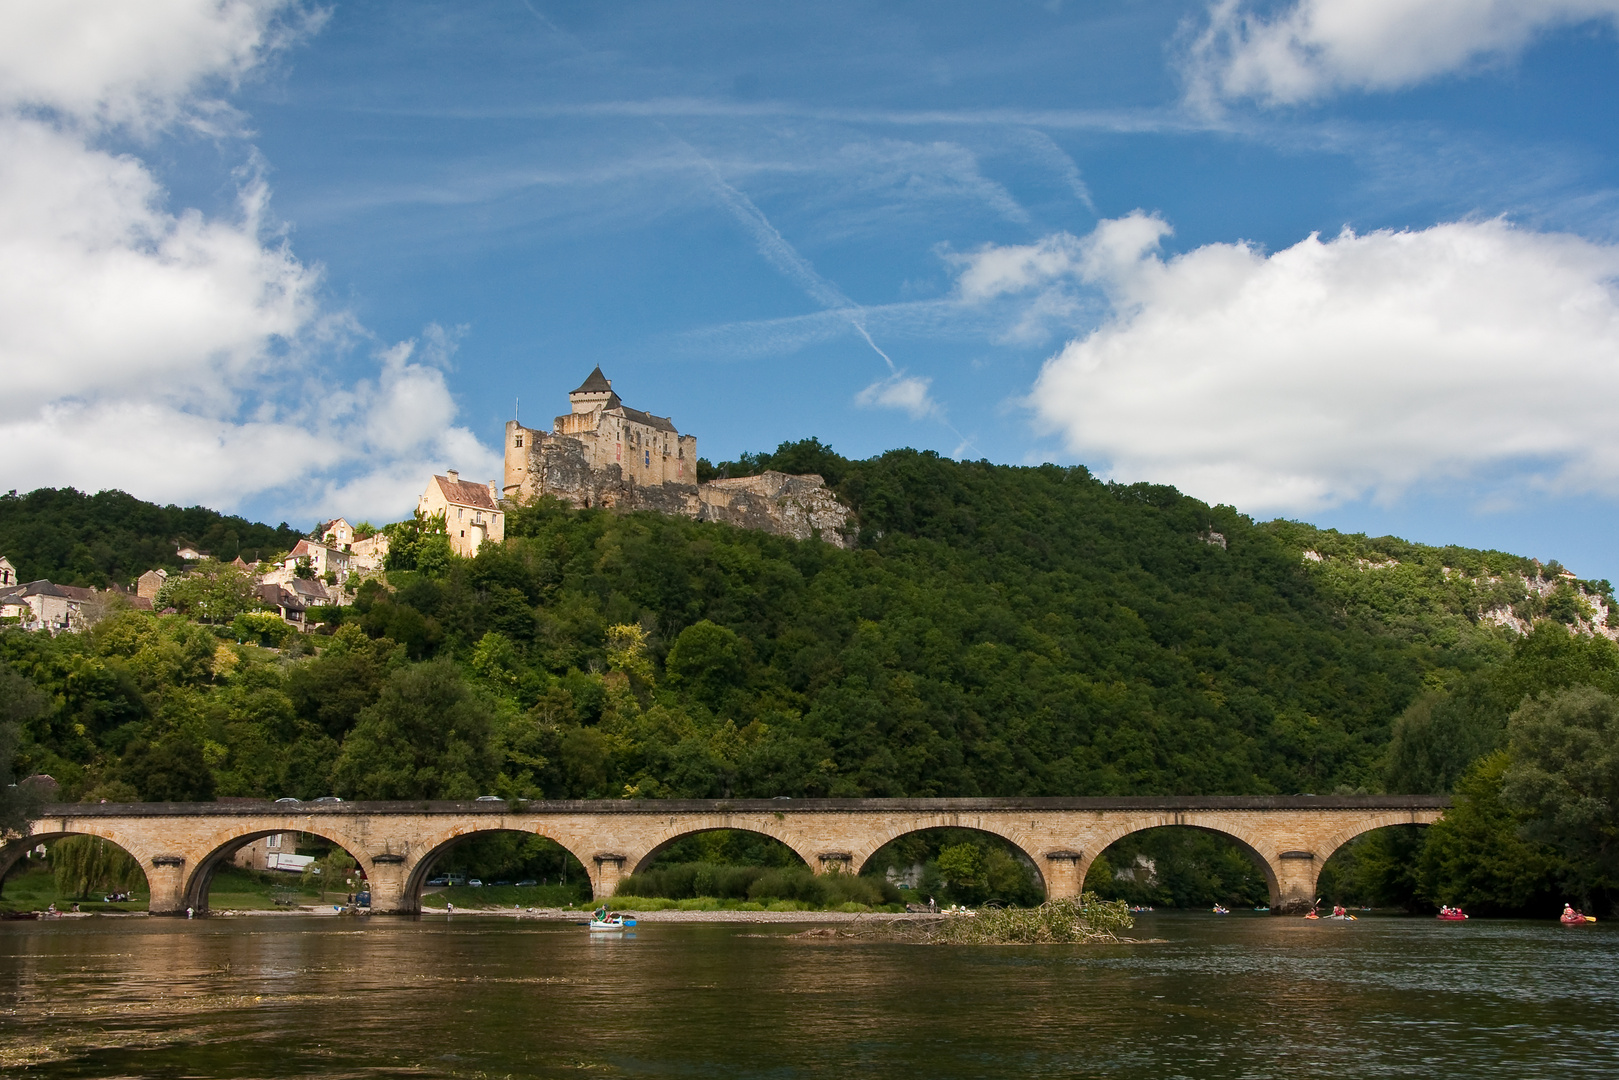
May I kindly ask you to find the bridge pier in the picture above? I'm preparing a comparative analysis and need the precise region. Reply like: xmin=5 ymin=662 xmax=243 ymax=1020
xmin=1044 ymin=850 xmax=1084 ymax=899
xmin=365 ymin=855 xmax=412 ymax=914
xmin=146 ymin=855 xmax=189 ymax=915
xmin=1272 ymin=851 xmax=1320 ymax=913
xmin=591 ymin=853 xmax=627 ymax=900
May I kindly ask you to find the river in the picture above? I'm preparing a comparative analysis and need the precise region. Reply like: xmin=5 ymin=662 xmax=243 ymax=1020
xmin=1 ymin=912 xmax=1614 ymax=1078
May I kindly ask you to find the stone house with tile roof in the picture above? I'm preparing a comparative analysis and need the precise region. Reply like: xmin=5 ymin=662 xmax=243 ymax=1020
xmin=419 ymin=471 xmax=506 ymax=557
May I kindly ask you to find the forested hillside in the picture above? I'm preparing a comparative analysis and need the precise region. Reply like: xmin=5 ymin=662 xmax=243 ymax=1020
xmin=0 ymin=445 xmax=1565 ymax=801
xmin=7 ymin=444 xmax=1619 ymax=912
xmin=0 ymin=488 xmax=302 ymax=587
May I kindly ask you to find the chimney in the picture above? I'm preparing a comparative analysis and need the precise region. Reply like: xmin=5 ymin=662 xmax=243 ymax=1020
xmin=446 ymin=469 xmax=459 ymax=483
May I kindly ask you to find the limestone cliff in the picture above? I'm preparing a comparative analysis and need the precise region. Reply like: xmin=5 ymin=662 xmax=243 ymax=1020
xmin=696 ymin=472 xmax=852 ymax=546
xmin=502 ymin=369 xmax=855 ymax=548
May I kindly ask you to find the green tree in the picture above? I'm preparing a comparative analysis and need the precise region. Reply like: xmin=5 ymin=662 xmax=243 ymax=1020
xmin=1418 ymin=751 xmax=1566 ymax=914
xmin=384 ymin=509 xmax=449 ymax=573
xmin=331 ymin=660 xmax=499 ymax=799
xmin=118 ymin=735 xmax=216 ymax=801
xmin=0 ymin=666 xmax=47 ymax=834
xmin=1501 ymin=686 xmax=1619 ymax=907
xmin=50 ymin=835 xmax=144 ymax=899
xmin=231 ymin=611 xmax=293 ymax=647
xmin=936 ymin=842 xmax=985 ymax=890
xmin=665 ymin=620 xmax=747 ymax=709
xmin=1385 ymin=680 xmax=1505 ymax=793
xmin=155 ymin=560 xmax=260 ymax=623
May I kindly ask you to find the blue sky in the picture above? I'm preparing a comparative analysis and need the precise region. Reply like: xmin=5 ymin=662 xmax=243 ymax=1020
xmin=4 ymin=1 xmax=1619 ymax=579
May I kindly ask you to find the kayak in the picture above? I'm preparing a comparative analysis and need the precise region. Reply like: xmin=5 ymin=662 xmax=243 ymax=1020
xmin=1561 ymin=913 xmax=1596 ymax=925
xmin=589 ymin=913 xmax=637 ymax=931
xmin=1437 ymin=912 xmax=1468 ymax=921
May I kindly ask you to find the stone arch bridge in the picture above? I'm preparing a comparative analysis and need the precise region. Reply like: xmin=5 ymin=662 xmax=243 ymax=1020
xmin=7 ymin=795 xmax=1447 ymax=915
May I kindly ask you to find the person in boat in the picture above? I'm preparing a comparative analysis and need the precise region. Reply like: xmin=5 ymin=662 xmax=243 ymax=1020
xmin=1563 ymin=903 xmax=1584 ymax=922
xmin=1332 ymin=905 xmax=1347 ymax=918
xmin=594 ymin=905 xmax=609 ymax=922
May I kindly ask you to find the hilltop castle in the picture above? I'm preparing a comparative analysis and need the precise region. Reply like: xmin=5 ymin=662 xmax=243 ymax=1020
xmin=503 ymin=368 xmax=853 ymax=547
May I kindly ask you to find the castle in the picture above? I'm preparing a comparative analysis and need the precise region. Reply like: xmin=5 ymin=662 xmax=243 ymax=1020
xmin=503 ymin=368 xmax=853 ymax=547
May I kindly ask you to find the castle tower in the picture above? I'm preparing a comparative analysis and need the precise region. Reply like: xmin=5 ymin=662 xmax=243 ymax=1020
xmin=568 ymin=366 xmax=619 ymax=415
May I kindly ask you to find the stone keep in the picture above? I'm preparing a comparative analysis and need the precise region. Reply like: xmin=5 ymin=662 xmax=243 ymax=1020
xmin=504 ymin=368 xmax=854 ymax=547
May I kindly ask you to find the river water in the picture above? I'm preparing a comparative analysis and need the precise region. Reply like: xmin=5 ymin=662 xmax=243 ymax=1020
xmin=1 ymin=912 xmax=1613 ymax=1078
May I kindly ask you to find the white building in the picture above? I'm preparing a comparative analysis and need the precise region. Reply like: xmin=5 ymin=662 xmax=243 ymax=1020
xmin=418 ymin=471 xmax=505 ymax=557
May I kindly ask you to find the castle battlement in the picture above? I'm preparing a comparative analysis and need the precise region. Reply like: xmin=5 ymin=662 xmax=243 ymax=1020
xmin=503 ymin=369 xmax=852 ymax=547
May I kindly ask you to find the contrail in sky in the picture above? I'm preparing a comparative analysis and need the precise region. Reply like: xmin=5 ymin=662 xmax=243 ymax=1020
xmin=689 ymin=151 xmax=897 ymax=374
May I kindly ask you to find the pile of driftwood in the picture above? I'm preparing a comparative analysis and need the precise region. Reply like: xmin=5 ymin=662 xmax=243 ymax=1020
xmin=792 ymin=894 xmax=1135 ymax=945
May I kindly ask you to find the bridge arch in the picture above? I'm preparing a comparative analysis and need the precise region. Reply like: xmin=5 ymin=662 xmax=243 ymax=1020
xmin=1313 ymin=812 xmax=1439 ymax=869
xmin=0 ymin=827 xmax=152 ymax=908
xmin=402 ymin=827 xmax=596 ymax=913
xmin=184 ymin=828 xmax=370 ymax=913
xmin=629 ymin=823 xmax=818 ymax=877
xmin=853 ymin=819 xmax=1049 ymax=897
xmin=1080 ymin=821 xmax=1280 ymax=908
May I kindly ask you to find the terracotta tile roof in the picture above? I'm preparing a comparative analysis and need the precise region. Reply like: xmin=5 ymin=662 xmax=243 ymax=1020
xmin=287 ymin=539 xmax=319 ymax=558
xmin=436 ymin=475 xmax=497 ymax=510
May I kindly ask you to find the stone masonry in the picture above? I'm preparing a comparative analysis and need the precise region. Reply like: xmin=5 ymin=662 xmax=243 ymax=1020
xmin=7 ymin=796 xmax=1446 ymax=915
xmin=503 ymin=368 xmax=854 ymax=547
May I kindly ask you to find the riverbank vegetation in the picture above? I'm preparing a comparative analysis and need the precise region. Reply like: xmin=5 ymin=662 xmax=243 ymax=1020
xmin=4 ymin=444 xmax=1619 ymax=914
xmin=918 ymin=894 xmax=1134 ymax=945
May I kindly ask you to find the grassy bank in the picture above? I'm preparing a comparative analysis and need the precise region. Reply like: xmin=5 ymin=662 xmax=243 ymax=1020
xmin=421 ymin=883 xmax=591 ymax=910
xmin=607 ymin=896 xmax=905 ymax=913
xmin=0 ymin=864 xmax=148 ymax=914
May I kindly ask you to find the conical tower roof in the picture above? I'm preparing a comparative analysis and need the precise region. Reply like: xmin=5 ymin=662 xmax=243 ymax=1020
xmin=571 ymin=366 xmax=612 ymax=395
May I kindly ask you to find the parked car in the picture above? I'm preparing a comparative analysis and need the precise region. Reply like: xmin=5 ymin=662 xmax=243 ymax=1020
xmin=475 ymin=795 xmax=502 ymax=802
xmin=493 ymin=880 xmax=511 ymax=886
xmin=425 ymin=875 xmax=450 ymax=887
xmin=313 ymin=796 xmax=343 ymax=803
xmin=446 ymin=874 xmax=466 ymax=886
xmin=274 ymin=797 xmax=299 ymax=804
xmin=468 ymin=878 xmax=483 ymax=887
xmin=515 ymin=879 xmax=537 ymax=888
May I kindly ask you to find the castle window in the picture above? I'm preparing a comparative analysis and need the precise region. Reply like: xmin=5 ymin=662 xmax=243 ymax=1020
xmin=645 ymin=450 xmax=650 ymax=466
xmin=514 ymin=435 xmax=523 ymax=447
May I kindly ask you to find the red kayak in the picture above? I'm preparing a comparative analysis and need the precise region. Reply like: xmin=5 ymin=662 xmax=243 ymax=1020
xmin=1562 ymin=913 xmax=1595 ymax=925
xmin=1437 ymin=912 xmax=1468 ymax=921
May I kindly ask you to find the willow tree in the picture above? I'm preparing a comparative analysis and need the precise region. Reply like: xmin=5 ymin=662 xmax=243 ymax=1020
xmin=51 ymin=836 xmax=143 ymax=900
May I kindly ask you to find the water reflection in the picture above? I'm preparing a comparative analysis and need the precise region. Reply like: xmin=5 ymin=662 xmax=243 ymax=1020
xmin=0 ymin=913 xmax=1614 ymax=1078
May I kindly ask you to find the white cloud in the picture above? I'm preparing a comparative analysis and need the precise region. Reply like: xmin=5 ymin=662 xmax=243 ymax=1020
xmin=1185 ymin=0 xmax=1619 ymax=107
xmin=856 ymin=374 xmax=939 ymax=419
xmin=1014 ymin=214 xmax=1619 ymax=512
xmin=0 ymin=0 xmax=318 ymax=130
xmin=0 ymin=1 xmax=496 ymax=526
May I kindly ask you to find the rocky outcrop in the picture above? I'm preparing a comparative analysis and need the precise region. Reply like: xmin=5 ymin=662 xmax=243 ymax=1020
xmin=510 ymin=433 xmax=853 ymax=547
xmin=698 ymin=472 xmax=853 ymax=548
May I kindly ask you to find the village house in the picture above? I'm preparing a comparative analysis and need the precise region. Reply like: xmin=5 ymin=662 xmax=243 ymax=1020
xmin=232 ymin=833 xmax=311 ymax=873
xmin=1 ymin=580 xmax=99 ymax=633
xmin=0 ymin=556 xmax=15 ymax=588
xmin=136 ymin=568 xmax=167 ymax=601
xmin=418 ymin=471 xmax=505 ymax=557
xmin=279 ymin=538 xmax=350 ymax=580
xmin=316 ymin=517 xmax=388 ymax=572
